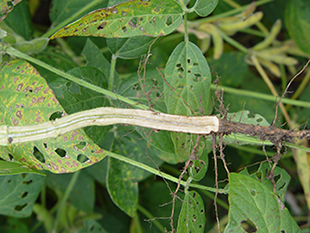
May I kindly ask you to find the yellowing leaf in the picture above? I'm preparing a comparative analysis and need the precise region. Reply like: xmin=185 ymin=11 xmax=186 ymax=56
xmin=50 ymin=0 xmax=183 ymax=39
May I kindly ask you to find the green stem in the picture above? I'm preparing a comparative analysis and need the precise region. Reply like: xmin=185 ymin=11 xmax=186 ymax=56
xmin=191 ymin=0 xmax=273 ymax=25
xmin=211 ymin=84 xmax=310 ymax=108
xmin=138 ymin=205 xmax=165 ymax=232
xmin=106 ymin=151 xmax=227 ymax=194
xmin=109 ymin=54 xmax=117 ymax=92
xmin=218 ymin=29 xmax=248 ymax=53
xmin=183 ymin=13 xmax=189 ymax=43
xmin=6 ymin=46 xmax=150 ymax=110
xmin=51 ymin=170 xmax=81 ymax=233
xmin=43 ymin=0 xmax=103 ymax=38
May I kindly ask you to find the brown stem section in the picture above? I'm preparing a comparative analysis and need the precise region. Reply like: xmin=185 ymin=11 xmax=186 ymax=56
xmin=219 ymin=118 xmax=310 ymax=145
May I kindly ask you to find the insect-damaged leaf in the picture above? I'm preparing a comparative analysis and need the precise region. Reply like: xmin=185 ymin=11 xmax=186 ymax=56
xmin=0 ymin=60 xmax=108 ymax=173
xmin=164 ymin=41 xmax=212 ymax=162
xmin=0 ymin=173 xmax=45 ymax=217
xmin=50 ymin=0 xmax=183 ymax=39
xmin=0 ymin=160 xmax=44 ymax=176
xmin=177 ymin=191 xmax=205 ymax=233
xmin=224 ymin=173 xmax=300 ymax=233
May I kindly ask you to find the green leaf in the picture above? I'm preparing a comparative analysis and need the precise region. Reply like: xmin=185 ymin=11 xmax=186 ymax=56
xmin=50 ymin=0 xmax=108 ymax=27
xmin=107 ymin=36 xmax=157 ymax=59
xmin=3 ymin=1 xmax=34 ymax=40
xmin=189 ymin=149 xmax=209 ymax=181
xmin=79 ymin=219 xmax=109 ymax=233
xmin=0 ymin=60 xmax=108 ymax=173
xmin=46 ymin=171 xmax=95 ymax=214
xmin=107 ymin=157 xmax=138 ymax=217
xmin=0 ymin=173 xmax=45 ymax=217
xmin=0 ymin=160 xmax=45 ymax=176
xmin=177 ymin=190 xmax=205 ymax=233
xmin=240 ymin=162 xmax=291 ymax=203
xmin=225 ymin=173 xmax=301 ymax=233
xmin=285 ymin=0 xmax=310 ymax=55
xmin=0 ymin=0 xmax=22 ymax=22
xmin=81 ymin=39 xmax=112 ymax=75
xmin=50 ymin=0 xmax=183 ymax=39
xmin=194 ymin=0 xmax=218 ymax=17
xmin=164 ymin=41 xmax=212 ymax=162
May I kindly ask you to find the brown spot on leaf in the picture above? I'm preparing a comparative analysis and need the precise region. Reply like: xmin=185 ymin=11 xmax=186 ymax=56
xmin=72 ymin=161 xmax=79 ymax=167
xmin=0 ymin=84 xmax=4 ymax=90
xmin=61 ymin=167 xmax=66 ymax=172
xmin=43 ymin=87 xmax=50 ymax=94
xmin=16 ymin=110 xmax=23 ymax=119
xmin=97 ymin=22 xmax=107 ymax=30
xmin=34 ymin=85 xmax=43 ymax=93
xmin=16 ymin=83 xmax=23 ymax=91
xmin=50 ymin=162 xmax=59 ymax=171
xmin=23 ymin=86 xmax=32 ymax=93
xmin=57 ymin=159 xmax=62 ymax=164
xmin=11 ymin=117 xmax=19 ymax=126
xmin=35 ymin=111 xmax=41 ymax=123
xmin=71 ymin=131 xmax=78 ymax=140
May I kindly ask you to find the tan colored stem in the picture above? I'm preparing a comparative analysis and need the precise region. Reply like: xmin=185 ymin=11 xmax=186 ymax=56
xmin=0 ymin=107 xmax=219 ymax=146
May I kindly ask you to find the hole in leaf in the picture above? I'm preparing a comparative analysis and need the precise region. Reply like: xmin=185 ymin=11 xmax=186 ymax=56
xmin=188 ymin=69 xmax=191 ymax=73
xmin=193 ymin=62 xmax=198 ymax=66
xmin=187 ymin=58 xmax=191 ymax=63
xmin=122 ymin=26 xmax=127 ymax=33
xmin=274 ymin=174 xmax=280 ymax=183
xmin=241 ymin=219 xmax=257 ymax=233
xmin=14 ymin=204 xmax=27 ymax=211
xmin=190 ymin=85 xmax=194 ymax=89
xmin=33 ymin=146 xmax=45 ymax=163
xmin=192 ymin=192 xmax=197 ymax=198
xmin=23 ymin=180 xmax=33 ymax=184
xmin=200 ymin=209 xmax=205 ymax=213
xmin=97 ymin=22 xmax=107 ymax=30
xmin=77 ymin=154 xmax=89 ymax=163
xmin=49 ymin=111 xmax=63 ymax=121
xmin=121 ymin=11 xmax=127 ymax=16
xmin=278 ymin=182 xmax=286 ymax=191
xmin=132 ymin=83 xmax=141 ymax=90
xmin=21 ymin=192 xmax=28 ymax=198
xmin=199 ymin=224 xmax=203 ymax=228
xmin=256 ymin=117 xmax=263 ymax=122
xmin=156 ymin=91 xmax=161 ymax=98
xmin=55 ymin=148 xmax=66 ymax=158
xmin=75 ymin=141 xmax=86 ymax=149
xmin=280 ymin=230 xmax=286 ymax=233
xmin=8 ymin=153 xmax=13 ymax=160
xmin=129 ymin=17 xmax=138 ymax=29
xmin=151 ymin=78 xmax=158 ymax=86
xmin=250 ymin=189 xmax=257 ymax=196
xmin=193 ymin=74 xmax=201 ymax=82
xmin=165 ymin=16 xmax=173 ymax=26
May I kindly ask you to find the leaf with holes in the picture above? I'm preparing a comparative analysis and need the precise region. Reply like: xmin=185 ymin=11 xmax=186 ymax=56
xmin=50 ymin=0 xmax=183 ymax=39
xmin=80 ymin=219 xmax=109 ymax=233
xmin=177 ymin=190 xmax=205 ymax=233
xmin=240 ymin=162 xmax=291 ymax=203
xmin=0 ymin=161 xmax=44 ymax=176
xmin=0 ymin=173 xmax=45 ymax=217
xmin=0 ymin=60 xmax=108 ymax=173
xmin=194 ymin=0 xmax=218 ymax=17
xmin=0 ymin=0 xmax=22 ymax=22
xmin=224 ymin=173 xmax=300 ymax=233
xmin=189 ymin=149 xmax=209 ymax=181
xmin=164 ymin=41 xmax=212 ymax=162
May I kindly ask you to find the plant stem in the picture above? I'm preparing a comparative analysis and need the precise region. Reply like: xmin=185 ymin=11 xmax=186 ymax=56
xmin=191 ymin=0 xmax=273 ymax=25
xmin=251 ymin=55 xmax=292 ymax=128
xmin=211 ymin=84 xmax=310 ymax=108
xmin=291 ymin=67 xmax=310 ymax=100
xmin=109 ymin=54 xmax=117 ymax=92
xmin=42 ymin=0 xmax=103 ymax=38
xmin=218 ymin=29 xmax=248 ymax=53
xmin=51 ymin=170 xmax=81 ymax=233
xmin=106 ymin=151 xmax=227 ymax=194
xmin=6 ymin=46 xmax=150 ymax=110
xmin=183 ymin=13 xmax=189 ymax=43
xmin=138 ymin=205 xmax=165 ymax=232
